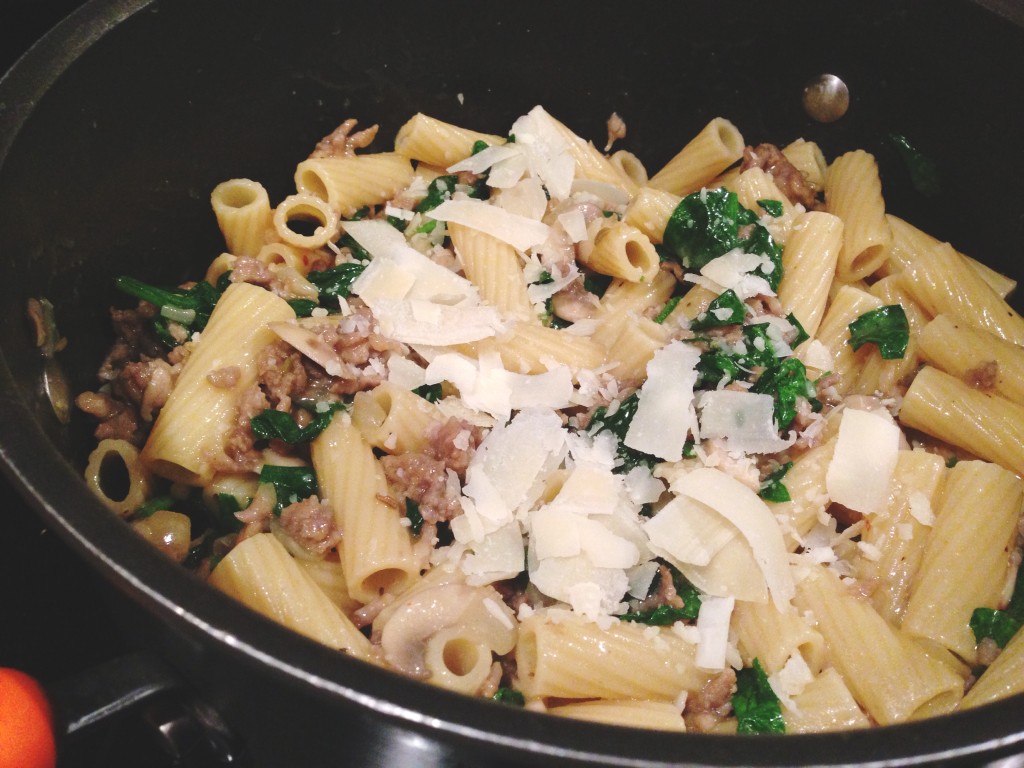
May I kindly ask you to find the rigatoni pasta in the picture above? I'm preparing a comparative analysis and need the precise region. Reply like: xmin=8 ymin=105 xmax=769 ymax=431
xmin=76 ymin=104 xmax=1024 ymax=739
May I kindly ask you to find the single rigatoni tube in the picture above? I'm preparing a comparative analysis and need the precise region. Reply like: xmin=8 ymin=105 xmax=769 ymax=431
xmin=856 ymin=274 xmax=928 ymax=398
xmin=209 ymin=532 xmax=373 ymax=658
xmin=825 ymin=149 xmax=892 ymax=281
xmin=733 ymin=599 xmax=827 ymax=676
xmin=210 ymin=178 xmax=274 ymax=258
xmin=394 ymin=113 xmax=504 ymax=167
xmin=273 ymin=193 xmax=340 ymax=250
xmin=902 ymin=459 xmax=1024 ymax=663
xmin=781 ymin=139 xmax=828 ymax=190
xmin=900 ymin=366 xmax=1024 ymax=477
xmin=310 ymin=414 xmax=418 ymax=604
xmin=777 ymin=211 xmax=843 ymax=338
xmin=598 ymin=269 xmax=676 ymax=318
xmin=961 ymin=628 xmax=1024 ymax=709
xmin=350 ymin=381 xmax=443 ymax=455
xmin=648 ymin=118 xmax=745 ymax=196
xmin=449 ymin=222 xmax=535 ymax=321
xmin=516 ymin=612 xmax=710 ymax=701
xmin=578 ymin=222 xmax=660 ymax=283
xmin=142 ymin=283 xmax=295 ymax=486
xmin=857 ymin=450 xmax=947 ymax=626
xmin=880 ymin=215 xmax=1017 ymax=298
xmin=784 ymin=669 xmax=871 ymax=733
xmin=623 ymin=186 xmax=681 ymax=243
xmin=294 ymin=152 xmax=414 ymax=218
xmin=811 ymin=284 xmax=883 ymax=396
xmin=917 ymin=314 xmax=1024 ymax=407
xmin=462 ymin=322 xmax=606 ymax=377
xmin=896 ymin=239 xmax=1024 ymax=345
xmin=770 ymin=436 xmax=837 ymax=551
xmin=727 ymin=166 xmax=801 ymax=244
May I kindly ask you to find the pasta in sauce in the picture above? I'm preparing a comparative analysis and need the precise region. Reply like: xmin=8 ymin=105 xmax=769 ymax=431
xmin=77 ymin=106 xmax=1024 ymax=734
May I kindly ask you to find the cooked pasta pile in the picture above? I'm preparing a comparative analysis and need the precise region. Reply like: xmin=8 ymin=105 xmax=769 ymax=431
xmin=77 ymin=106 xmax=1024 ymax=734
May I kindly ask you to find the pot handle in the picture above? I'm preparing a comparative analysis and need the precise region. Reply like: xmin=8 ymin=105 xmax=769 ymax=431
xmin=4 ymin=651 xmax=246 ymax=767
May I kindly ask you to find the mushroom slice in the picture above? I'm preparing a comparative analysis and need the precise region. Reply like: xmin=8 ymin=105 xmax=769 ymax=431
xmin=269 ymin=321 xmax=346 ymax=377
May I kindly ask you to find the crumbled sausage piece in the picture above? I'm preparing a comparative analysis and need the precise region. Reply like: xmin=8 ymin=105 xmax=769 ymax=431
xmin=279 ymin=496 xmax=341 ymax=557
xmin=685 ymin=668 xmax=737 ymax=733
xmin=605 ymin=111 xmax=627 ymax=152
xmin=741 ymin=143 xmax=820 ymax=210
xmin=966 ymin=360 xmax=999 ymax=390
xmin=309 ymin=118 xmax=380 ymax=159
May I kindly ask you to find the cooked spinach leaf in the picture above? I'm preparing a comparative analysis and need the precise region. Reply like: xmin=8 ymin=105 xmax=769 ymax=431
xmin=690 ymin=289 xmax=746 ymax=331
xmin=492 ymin=687 xmax=525 ymax=706
xmin=759 ymin=461 xmax=794 ymax=502
xmin=259 ymin=464 xmax=318 ymax=514
xmin=662 ymin=189 xmax=782 ymax=292
xmin=117 ymin=275 xmax=222 ymax=346
xmin=589 ymin=392 xmax=657 ymax=473
xmin=250 ymin=402 xmax=344 ymax=445
xmin=404 ymin=498 xmax=425 ymax=536
xmin=415 ymin=175 xmax=458 ymax=213
xmin=888 ymin=132 xmax=941 ymax=197
xmin=971 ymin=564 xmax=1024 ymax=649
xmin=307 ymin=262 xmax=367 ymax=304
xmin=750 ymin=357 xmax=818 ymax=430
xmin=847 ymin=304 xmax=910 ymax=359
xmin=733 ymin=659 xmax=785 ymax=734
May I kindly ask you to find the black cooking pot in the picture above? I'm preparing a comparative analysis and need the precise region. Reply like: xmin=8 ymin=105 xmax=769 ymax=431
xmin=3 ymin=1 xmax=1024 ymax=766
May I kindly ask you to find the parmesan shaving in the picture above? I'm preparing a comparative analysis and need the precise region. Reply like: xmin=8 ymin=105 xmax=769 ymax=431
xmin=697 ymin=390 xmax=794 ymax=454
xmin=623 ymin=341 xmax=701 ymax=461
xmin=670 ymin=467 xmax=795 ymax=610
xmin=428 ymin=198 xmax=550 ymax=252
xmin=826 ymin=409 xmax=900 ymax=516
xmin=694 ymin=595 xmax=735 ymax=670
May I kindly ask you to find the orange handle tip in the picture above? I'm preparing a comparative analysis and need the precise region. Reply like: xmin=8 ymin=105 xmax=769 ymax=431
xmin=0 ymin=668 xmax=57 ymax=768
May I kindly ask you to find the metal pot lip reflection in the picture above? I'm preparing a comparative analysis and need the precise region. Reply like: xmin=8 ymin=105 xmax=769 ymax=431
xmin=2 ymin=2 xmax=1024 ymax=766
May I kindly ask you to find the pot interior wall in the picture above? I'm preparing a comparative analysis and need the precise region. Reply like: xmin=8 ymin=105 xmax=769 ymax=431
xmin=1 ymin=1 xmax=1024 ymax=766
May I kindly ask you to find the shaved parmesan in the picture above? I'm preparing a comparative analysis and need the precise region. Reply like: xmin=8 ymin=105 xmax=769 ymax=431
xmin=531 ymin=506 xmax=583 ymax=559
xmin=826 ymin=409 xmax=900 ymax=516
xmin=429 ymin=199 xmax=550 ymax=252
xmin=697 ymin=390 xmax=794 ymax=454
xmin=770 ymin=653 xmax=814 ymax=712
xmin=670 ymin=468 xmax=795 ymax=610
xmin=424 ymin=352 xmax=573 ymax=421
xmin=368 ymin=298 xmax=504 ymax=346
xmin=386 ymin=355 xmax=427 ymax=390
xmin=624 ymin=341 xmax=701 ymax=461
xmin=461 ymin=520 xmax=526 ymax=584
xmin=347 ymin=219 xmax=477 ymax=303
xmin=627 ymin=560 xmax=661 ymax=599
xmin=509 ymin=106 xmax=577 ymax=201
xmin=463 ymin=408 xmax=566 ymax=526
xmin=570 ymin=178 xmax=631 ymax=207
xmin=908 ymin=491 xmax=935 ymax=526
xmin=797 ymin=339 xmax=834 ymax=372
xmin=447 ymin=144 xmax=522 ymax=176
xmin=699 ymin=248 xmax=775 ymax=299
xmin=644 ymin=495 xmax=736 ymax=567
xmin=695 ymin=595 xmax=735 ymax=670
xmin=495 ymin=177 xmax=548 ymax=221
xmin=557 ymin=209 xmax=589 ymax=243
